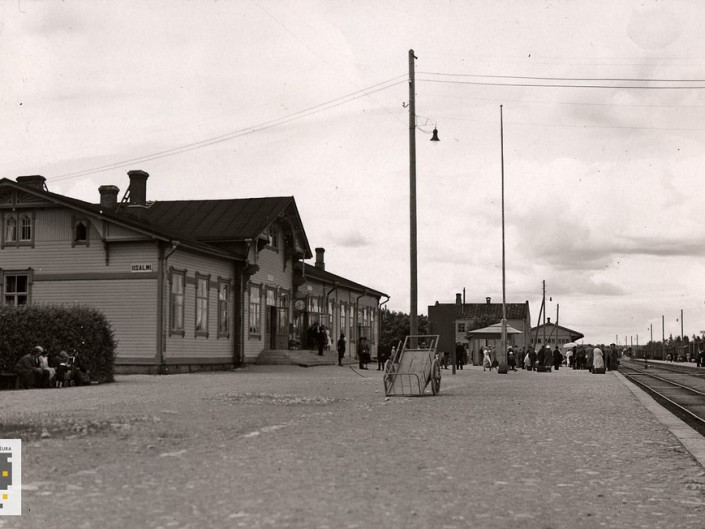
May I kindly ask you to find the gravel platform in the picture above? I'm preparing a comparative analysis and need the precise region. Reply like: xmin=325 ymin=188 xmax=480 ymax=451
xmin=1 ymin=364 xmax=704 ymax=529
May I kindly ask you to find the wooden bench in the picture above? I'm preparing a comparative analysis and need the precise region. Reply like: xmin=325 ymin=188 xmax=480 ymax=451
xmin=0 ymin=372 xmax=20 ymax=390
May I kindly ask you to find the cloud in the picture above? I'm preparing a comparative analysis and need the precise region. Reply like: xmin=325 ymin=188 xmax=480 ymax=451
xmin=620 ymin=237 xmax=705 ymax=258
xmin=327 ymin=229 xmax=369 ymax=248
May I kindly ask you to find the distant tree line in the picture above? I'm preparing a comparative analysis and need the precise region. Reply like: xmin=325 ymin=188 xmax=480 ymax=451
xmin=378 ymin=309 xmax=428 ymax=357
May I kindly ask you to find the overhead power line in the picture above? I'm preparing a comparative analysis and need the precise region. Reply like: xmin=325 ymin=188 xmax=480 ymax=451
xmin=46 ymin=68 xmax=705 ymax=184
xmin=50 ymin=76 xmax=406 ymax=182
xmin=419 ymin=76 xmax=705 ymax=90
xmin=418 ymin=71 xmax=705 ymax=83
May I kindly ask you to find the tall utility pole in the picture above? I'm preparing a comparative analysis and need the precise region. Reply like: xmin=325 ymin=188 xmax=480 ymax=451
xmin=408 ymin=49 xmax=418 ymax=339
xmin=499 ymin=105 xmax=508 ymax=373
xmin=681 ymin=309 xmax=684 ymax=341
xmin=543 ymin=281 xmax=547 ymax=348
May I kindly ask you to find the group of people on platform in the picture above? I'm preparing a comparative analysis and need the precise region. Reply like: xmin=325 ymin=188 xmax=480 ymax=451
xmin=14 ymin=345 xmax=91 ymax=389
xmin=473 ymin=343 xmax=621 ymax=373
xmin=307 ymin=322 xmax=332 ymax=356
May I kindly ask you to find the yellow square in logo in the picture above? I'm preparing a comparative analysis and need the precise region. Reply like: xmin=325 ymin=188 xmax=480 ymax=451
xmin=1 ymin=494 xmax=6 ymax=500
xmin=1 ymin=471 xmax=6 ymax=477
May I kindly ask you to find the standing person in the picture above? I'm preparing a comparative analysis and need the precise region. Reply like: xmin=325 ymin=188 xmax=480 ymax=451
xmin=586 ymin=347 xmax=594 ymax=372
xmin=15 ymin=346 xmax=51 ymax=389
xmin=482 ymin=348 xmax=492 ymax=371
xmin=507 ymin=347 xmax=517 ymax=371
xmin=578 ymin=347 xmax=587 ymax=370
xmin=609 ymin=343 xmax=619 ymax=371
xmin=552 ymin=346 xmax=562 ymax=371
xmin=528 ymin=347 xmax=537 ymax=371
xmin=544 ymin=346 xmax=554 ymax=371
xmin=336 ymin=332 xmax=346 ymax=366
xmin=358 ymin=337 xmax=370 ymax=370
xmin=455 ymin=342 xmax=465 ymax=370
xmin=377 ymin=345 xmax=388 ymax=371
xmin=307 ymin=323 xmax=318 ymax=350
xmin=536 ymin=346 xmax=546 ymax=370
xmin=593 ymin=347 xmax=605 ymax=373
xmin=316 ymin=324 xmax=326 ymax=356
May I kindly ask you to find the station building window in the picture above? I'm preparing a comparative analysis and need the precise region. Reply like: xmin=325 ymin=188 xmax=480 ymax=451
xmin=169 ymin=268 xmax=186 ymax=336
xmin=249 ymin=284 xmax=262 ymax=336
xmin=218 ymin=280 xmax=230 ymax=338
xmin=3 ymin=271 xmax=31 ymax=306
xmin=2 ymin=212 xmax=35 ymax=248
xmin=195 ymin=273 xmax=210 ymax=338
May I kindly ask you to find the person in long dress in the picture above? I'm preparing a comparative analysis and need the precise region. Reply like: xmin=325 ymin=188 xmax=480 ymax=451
xmin=482 ymin=348 xmax=493 ymax=371
xmin=593 ymin=347 xmax=605 ymax=371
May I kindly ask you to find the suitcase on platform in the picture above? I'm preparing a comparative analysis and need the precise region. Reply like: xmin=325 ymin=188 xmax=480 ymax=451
xmin=593 ymin=367 xmax=606 ymax=374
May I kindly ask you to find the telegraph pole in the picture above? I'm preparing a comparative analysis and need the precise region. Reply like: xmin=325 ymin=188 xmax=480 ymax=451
xmin=499 ymin=105 xmax=508 ymax=373
xmin=408 ymin=49 xmax=418 ymax=340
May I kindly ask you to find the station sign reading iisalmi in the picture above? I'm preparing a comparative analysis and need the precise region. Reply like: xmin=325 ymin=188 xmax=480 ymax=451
xmin=130 ymin=263 xmax=153 ymax=273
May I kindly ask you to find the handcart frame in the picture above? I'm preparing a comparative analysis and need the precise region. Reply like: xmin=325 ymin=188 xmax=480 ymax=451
xmin=383 ymin=335 xmax=442 ymax=397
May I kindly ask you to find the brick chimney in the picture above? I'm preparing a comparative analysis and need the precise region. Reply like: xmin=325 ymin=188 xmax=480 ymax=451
xmin=127 ymin=170 xmax=149 ymax=206
xmin=485 ymin=297 xmax=491 ymax=304
xmin=547 ymin=317 xmax=551 ymax=324
xmin=315 ymin=247 xmax=325 ymax=270
xmin=456 ymin=293 xmax=462 ymax=306
xmin=16 ymin=175 xmax=47 ymax=190
xmin=98 ymin=185 xmax=120 ymax=209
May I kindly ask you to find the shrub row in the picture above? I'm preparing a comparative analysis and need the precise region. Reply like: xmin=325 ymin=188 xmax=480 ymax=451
xmin=0 ymin=304 xmax=117 ymax=383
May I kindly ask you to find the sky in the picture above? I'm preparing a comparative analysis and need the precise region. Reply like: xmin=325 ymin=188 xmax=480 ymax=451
xmin=2 ymin=0 xmax=705 ymax=346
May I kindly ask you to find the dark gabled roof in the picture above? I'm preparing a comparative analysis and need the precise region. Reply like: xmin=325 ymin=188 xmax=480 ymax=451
xmin=429 ymin=301 xmax=529 ymax=321
xmin=303 ymin=263 xmax=388 ymax=299
xmin=0 ymin=179 xmax=313 ymax=260
xmin=134 ymin=197 xmax=313 ymax=259
xmin=458 ymin=302 xmax=529 ymax=320
xmin=136 ymin=197 xmax=291 ymax=241
xmin=530 ymin=322 xmax=584 ymax=340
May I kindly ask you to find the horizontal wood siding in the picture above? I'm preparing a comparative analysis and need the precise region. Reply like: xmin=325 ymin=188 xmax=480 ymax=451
xmin=163 ymin=249 xmax=235 ymax=362
xmin=32 ymin=278 xmax=158 ymax=361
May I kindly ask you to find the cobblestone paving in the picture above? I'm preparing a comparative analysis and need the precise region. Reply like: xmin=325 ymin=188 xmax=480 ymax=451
xmin=1 ymin=365 xmax=704 ymax=528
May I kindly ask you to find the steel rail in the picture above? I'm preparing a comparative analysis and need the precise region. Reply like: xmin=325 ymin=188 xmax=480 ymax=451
xmin=621 ymin=365 xmax=705 ymax=426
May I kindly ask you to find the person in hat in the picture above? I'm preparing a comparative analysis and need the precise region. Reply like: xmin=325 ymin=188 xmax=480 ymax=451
xmin=507 ymin=346 xmax=516 ymax=371
xmin=553 ymin=346 xmax=563 ymax=371
xmin=15 ymin=346 xmax=51 ymax=388
xmin=337 ymin=332 xmax=346 ymax=366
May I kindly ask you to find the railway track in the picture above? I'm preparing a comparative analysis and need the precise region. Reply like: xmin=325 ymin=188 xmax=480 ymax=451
xmin=620 ymin=360 xmax=705 ymax=436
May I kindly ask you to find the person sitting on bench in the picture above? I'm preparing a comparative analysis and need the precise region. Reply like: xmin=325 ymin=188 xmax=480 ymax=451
xmin=15 ymin=346 xmax=51 ymax=389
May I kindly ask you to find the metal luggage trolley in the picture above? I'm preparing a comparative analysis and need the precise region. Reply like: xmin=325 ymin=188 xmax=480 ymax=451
xmin=383 ymin=335 xmax=442 ymax=397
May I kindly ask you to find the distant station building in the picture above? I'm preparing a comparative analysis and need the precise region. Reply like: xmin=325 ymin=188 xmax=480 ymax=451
xmin=428 ymin=293 xmax=531 ymax=364
xmin=530 ymin=319 xmax=584 ymax=348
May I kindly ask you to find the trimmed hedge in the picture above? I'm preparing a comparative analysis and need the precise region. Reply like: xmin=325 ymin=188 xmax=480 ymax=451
xmin=0 ymin=304 xmax=117 ymax=383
